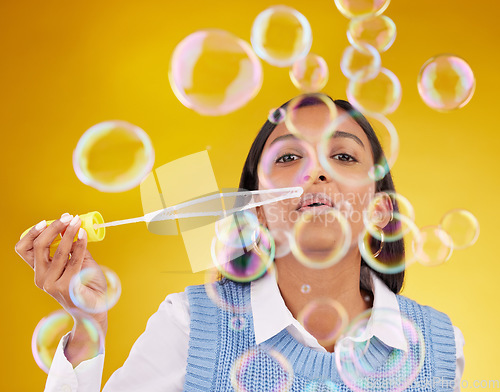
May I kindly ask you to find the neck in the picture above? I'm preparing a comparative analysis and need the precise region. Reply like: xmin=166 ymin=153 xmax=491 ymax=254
xmin=274 ymin=249 xmax=372 ymax=352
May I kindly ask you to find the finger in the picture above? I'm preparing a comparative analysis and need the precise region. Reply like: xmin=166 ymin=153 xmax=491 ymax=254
xmin=34 ymin=213 xmax=74 ymax=254
xmin=63 ymin=228 xmax=87 ymax=280
xmin=33 ymin=213 xmax=73 ymax=288
xmin=45 ymin=215 xmax=82 ymax=287
xmin=15 ymin=220 xmax=47 ymax=268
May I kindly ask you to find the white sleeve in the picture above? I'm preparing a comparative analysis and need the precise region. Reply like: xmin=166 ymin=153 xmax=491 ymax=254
xmin=453 ymin=325 xmax=465 ymax=392
xmin=44 ymin=292 xmax=190 ymax=392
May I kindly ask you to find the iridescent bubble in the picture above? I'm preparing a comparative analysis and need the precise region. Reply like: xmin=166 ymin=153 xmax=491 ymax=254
xmin=417 ymin=225 xmax=453 ymax=267
xmin=417 ymin=54 xmax=475 ymax=111
xmin=215 ymin=211 xmax=260 ymax=250
xmin=32 ymin=309 xmax=104 ymax=374
xmin=318 ymin=112 xmax=399 ymax=186
xmin=285 ymin=93 xmax=339 ymax=143
xmin=347 ymin=68 xmax=401 ymax=114
xmin=335 ymin=308 xmax=425 ymax=392
xmin=439 ymin=209 xmax=479 ymax=250
xmin=258 ymin=136 xmax=318 ymax=190
xmin=169 ymin=29 xmax=263 ymax=116
xmin=348 ymin=15 xmax=396 ymax=53
xmin=231 ymin=347 xmax=294 ymax=392
xmin=359 ymin=212 xmax=422 ymax=274
xmin=73 ymin=120 xmax=154 ymax=192
xmin=230 ymin=316 xmax=247 ymax=332
xmin=69 ymin=265 xmax=122 ymax=314
xmin=363 ymin=192 xmax=415 ymax=241
xmin=290 ymin=209 xmax=352 ymax=269
xmin=268 ymin=107 xmax=287 ymax=124
xmin=289 ymin=53 xmax=329 ymax=92
xmin=297 ymin=298 xmax=349 ymax=347
xmin=301 ymin=284 xmax=311 ymax=294
xmin=211 ymin=225 xmax=275 ymax=283
xmin=334 ymin=0 xmax=391 ymax=18
xmin=251 ymin=5 xmax=312 ymax=67
xmin=204 ymin=268 xmax=251 ymax=314
xmin=341 ymin=43 xmax=381 ymax=81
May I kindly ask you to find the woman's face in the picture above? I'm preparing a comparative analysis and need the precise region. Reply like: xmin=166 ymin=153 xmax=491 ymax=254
xmin=257 ymin=104 xmax=389 ymax=260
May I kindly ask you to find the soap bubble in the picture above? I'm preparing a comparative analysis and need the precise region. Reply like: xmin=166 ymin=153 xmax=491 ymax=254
xmin=417 ymin=54 xmax=475 ymax=111
xmin=363 ymin=192 xmax=415 ymax=241
xmin=359 ymin=212 xmax=422 ymax=274
xmin=334 ymin=0 xmax=391 ymax=19
xmin=297 ymin=298 xmax=349 ymax=347
xmin=258 ymin=136 xmax=318 ymax=190
xmin=318 ymin=112 xmax=399 ymax=186
xmin=348 ymin=15 xmax=396 ymax=53
xmin=341 ymin=43 xmax=381 ymax=81
xmin=347 ymin=67 xmax=402 ymax=114
xmin=289 ymin=53 xmax=329 ymax=92
xmin=290 ymin=209 xmax=352 ymax=269
xmin=231 ymin=347 xmax=294 ymax=392
xmin=439 ymin=209 xmax=479 ymax=250
xmin=285 ymin=93 xmax=339 ymax=143
xmin=73 ymin=120 xmax=154 ymax=192
xmin=215 ymin=211 xmax=260 ymax=250
xmin=204 ymin=268 xmax=251 ymax=314
xmin=211 ymin=225 xmax=275 ymax=283
xmin=69 ymin=265 xmax=122 ymax=314
xmin=169 ymin=29 xmax=263 ymax=116
xmin=251 ymin=5 xmax=312 ymax=67
xmin=335 ymin=308 xmax=425 ymax=392
xmin=268 ymin=107 xmax=287 ymax=124
xmin=301 ymin=284 xmax=311 ymax=294
xmin=32 ymin=309 xmax=104 ymax=374
xmin=417 ymin=225 xmax=453 ymax=267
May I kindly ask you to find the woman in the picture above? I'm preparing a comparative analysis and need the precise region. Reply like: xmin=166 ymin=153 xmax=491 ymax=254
xmin=15 ymin=96 xmax=465 ymax=391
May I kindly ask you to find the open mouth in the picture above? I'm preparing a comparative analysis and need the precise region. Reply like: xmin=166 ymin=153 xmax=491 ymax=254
xmin=297 ymin=193 xmax=334 ymax=211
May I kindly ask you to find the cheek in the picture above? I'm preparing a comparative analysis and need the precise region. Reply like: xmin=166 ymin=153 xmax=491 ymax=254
xmin=334 ymin=185 xmax=375 ymax=230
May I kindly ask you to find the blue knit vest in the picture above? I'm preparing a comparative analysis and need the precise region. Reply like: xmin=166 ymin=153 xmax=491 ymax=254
xmin=183 ymin=280 xmax=456 ymax=391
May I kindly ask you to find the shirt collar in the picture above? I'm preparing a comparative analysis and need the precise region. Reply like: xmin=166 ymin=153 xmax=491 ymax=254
xmin=250 ymin=269 xmax=408 ymax=352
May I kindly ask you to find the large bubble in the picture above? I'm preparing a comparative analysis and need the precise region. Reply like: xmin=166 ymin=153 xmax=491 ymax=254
xmin=334 ymin=0 xmax=391 ymax=19
xmin=73 ymin=120 xmax=154 ymax=192
xmin=335 ymin=308 xmax=425 ymax=392
xmin=341 ymin=43 xmax=381 ymax=81
xmin=347 ymin=15 xmax=396 ymax=53
xmin=347 ymin=68 xmax=402 ymax=114
xmin=69 ymin=265 xmax=122 ymax=314
xmin=318 ymin=112 xmax=399 ymax=186
xmin=211 ymin=224 xmax=275 ymax=283
xmin=169 ymin=29 xmax=263 ymax=116
xmin=251 ymin=5 xmax=312 ymax=67
xmin=231 ymin=347 xmax=294 ymax=392
xmin=439 ymin=209 xmax=480 ymax=250
xmin=290 ymin=208 xmax=352 ymax=269
xmin=32 ymin=309 xmax=104 ymax=374
xmin=416 ymin=225 xmax=453 ymax=267
xmin=289 ymin=53 xmax=329 ymax=92
xmin=417 ymin=54 xmax=475 ymax=111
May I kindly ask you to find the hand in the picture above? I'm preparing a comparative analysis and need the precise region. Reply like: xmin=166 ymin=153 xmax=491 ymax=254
xmin=15 ymin=213 xmax=108 ymax=331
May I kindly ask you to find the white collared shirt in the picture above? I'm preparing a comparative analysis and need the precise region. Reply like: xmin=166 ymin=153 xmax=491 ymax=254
xmin=45 ymin=272 xmax=465 ymax=392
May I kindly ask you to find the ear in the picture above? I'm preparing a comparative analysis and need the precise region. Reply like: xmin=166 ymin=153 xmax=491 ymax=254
xmin=370 ymin=192 xmax=394 ymax=229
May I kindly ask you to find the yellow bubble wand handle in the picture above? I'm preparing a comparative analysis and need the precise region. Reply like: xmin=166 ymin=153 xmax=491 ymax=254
xmin=20 ymin=211 xmax=106 ymax=249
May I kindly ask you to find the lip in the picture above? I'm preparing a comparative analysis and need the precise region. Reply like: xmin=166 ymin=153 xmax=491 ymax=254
xmin=297 ymin=192 xmax=334 ymax=211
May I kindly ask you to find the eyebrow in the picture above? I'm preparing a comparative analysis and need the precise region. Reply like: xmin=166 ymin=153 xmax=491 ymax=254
xmin=269 ymin=131 xmax=365 ymax=149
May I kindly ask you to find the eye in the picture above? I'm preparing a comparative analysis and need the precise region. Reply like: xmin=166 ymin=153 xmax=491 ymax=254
xmin=332 ymin=153 xmax=357 ymax=162
xmin=276 ymin=153 xmax=301 ymax=163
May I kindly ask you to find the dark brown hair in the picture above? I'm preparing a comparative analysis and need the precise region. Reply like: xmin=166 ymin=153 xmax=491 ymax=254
xmin=238 ymin=95 xmax=405 ymax=294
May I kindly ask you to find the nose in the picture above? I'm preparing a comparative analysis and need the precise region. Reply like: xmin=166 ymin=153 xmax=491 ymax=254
xmin=303 ymin=170 xmax=330 ymax=183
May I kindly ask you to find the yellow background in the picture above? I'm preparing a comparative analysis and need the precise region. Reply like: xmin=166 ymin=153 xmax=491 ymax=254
xmin=2 ymin=0 xmax=499 ymax=389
